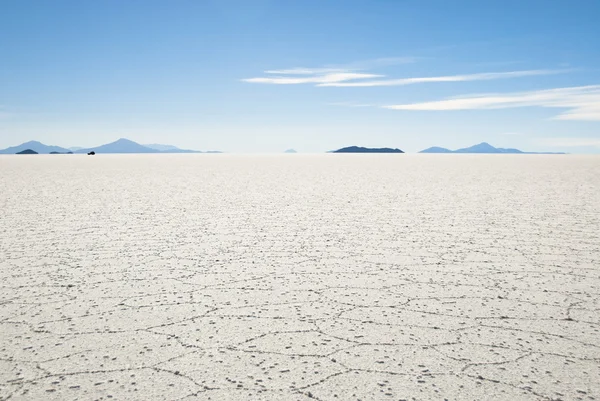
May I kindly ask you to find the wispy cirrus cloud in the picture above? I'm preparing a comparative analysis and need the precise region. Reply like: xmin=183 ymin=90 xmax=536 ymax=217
xmin=385 ymin=85 xmax=600 ymax=121
xmin=243 ymin=72 xmax=383 ymax=85
xmin=242 ymin=57 xmax=418 ymax=85
xmin=243 ymin=56 xmax=568 ymax=88
xmin=319 ymin=69 xmax=565 ymax=87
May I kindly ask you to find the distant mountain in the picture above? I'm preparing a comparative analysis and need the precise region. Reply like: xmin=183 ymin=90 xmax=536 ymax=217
xmin=419 ymin=142 xmax=565 ymax=154
xmin=145 ymin=143 xmax=203 ymax=153
xmin=420 ymin=146 xmax=453 ymax=153
xmin=75 ymin=139 xmax=209 ymax=154
xmin=16 ymin=149 xmax=38 ymax=155
xmin=1 ymin=138 xmax=218 ymax=155
xmin=454 ymin=142 xmax=521 ymax=153
xmin=75 ymin=138 xmax=159 ymax=154
xmin=144 ymin=144 xmax=178 ymax=151
xmin=332 ymin=146 xmax=404 ymax=153
xmin=284 ymin=149 xmax=298 ymax=153
xmin=0 ymin=141 xmax=71 ymax=154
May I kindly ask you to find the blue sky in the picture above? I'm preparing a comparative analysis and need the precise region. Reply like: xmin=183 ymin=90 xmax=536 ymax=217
xmin=1 ymin=0 xmax=599 ymax=152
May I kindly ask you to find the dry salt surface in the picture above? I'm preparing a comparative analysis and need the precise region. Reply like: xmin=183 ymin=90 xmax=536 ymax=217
xmin=0 ymin=153 xmax=599 ymax=401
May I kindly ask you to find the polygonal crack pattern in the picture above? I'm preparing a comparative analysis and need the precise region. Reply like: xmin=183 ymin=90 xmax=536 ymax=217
xmin=1 ymin=155 xmax=599 ymax=400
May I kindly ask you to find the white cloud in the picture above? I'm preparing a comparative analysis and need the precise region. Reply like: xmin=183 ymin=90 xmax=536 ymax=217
xmin=385 ymin=85 xmax=600 ymax=121
xmin=244 ymin=57 xmax=418 ymax=85
xmin=319 ymin=69 xmax=563 ymax=87
xmin=245 ymin=62 xmax=568 ymax=88
xmin=243 ymin=72 xmax=383 ymax=85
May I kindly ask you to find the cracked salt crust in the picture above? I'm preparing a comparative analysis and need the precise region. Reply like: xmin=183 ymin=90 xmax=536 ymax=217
xmin=1 ymin=154 xmax=599 ymax=400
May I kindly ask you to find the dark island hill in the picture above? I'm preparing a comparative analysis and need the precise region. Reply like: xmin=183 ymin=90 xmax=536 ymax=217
xmin=332 ymin=146 xmax=404 ymax=153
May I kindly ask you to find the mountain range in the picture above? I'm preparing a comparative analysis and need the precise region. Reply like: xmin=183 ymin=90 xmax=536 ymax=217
xmin=0 ymin=141 xmax=73 ymax=154
xmin=74 ymin=139 xmax=162 ymax=154
xmin=1 ymin=139 xmax=567 ymax=155
xmin=419 ymin=142 xmax=565 ymax=154
xmin=0 ymin=138 xmax=220 ymax=154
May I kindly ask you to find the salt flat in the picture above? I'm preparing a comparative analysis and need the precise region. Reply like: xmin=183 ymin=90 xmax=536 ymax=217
xmin=0 ymin=154 xmax=599 ymax=401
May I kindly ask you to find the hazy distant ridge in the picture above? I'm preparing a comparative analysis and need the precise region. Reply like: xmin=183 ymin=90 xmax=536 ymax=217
xmin=75 ymin=139 xmax=161 ymax=154
xmin=143 ymin=143 xmax=203 ymax=153
xmin=0 ymin=138 xmax=215 ymax=154
xmin=420 ymin=142 xmax=565 ymax=154
xmin=76 ymin=139 xmax=217 ymax=154
xmin=0 ymin=141 xmax=71 ymax=154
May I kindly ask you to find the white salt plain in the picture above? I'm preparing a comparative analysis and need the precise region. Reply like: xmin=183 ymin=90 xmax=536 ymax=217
xmin=1 ymin=154 xmax=599 ymax=401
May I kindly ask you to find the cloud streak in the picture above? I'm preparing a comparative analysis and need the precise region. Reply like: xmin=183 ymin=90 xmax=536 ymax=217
xmin=243 ymin=57 xmax=420 ymax=85
xmin=385 ymin=85 xmax=600 ymax=121
xmin=245 ymin=64 xmax=568 ymax=88
xmin=243 ymin=72 xmax=382 ymax=85
xmin=318 ymin=69 xmax=564 ymax=87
